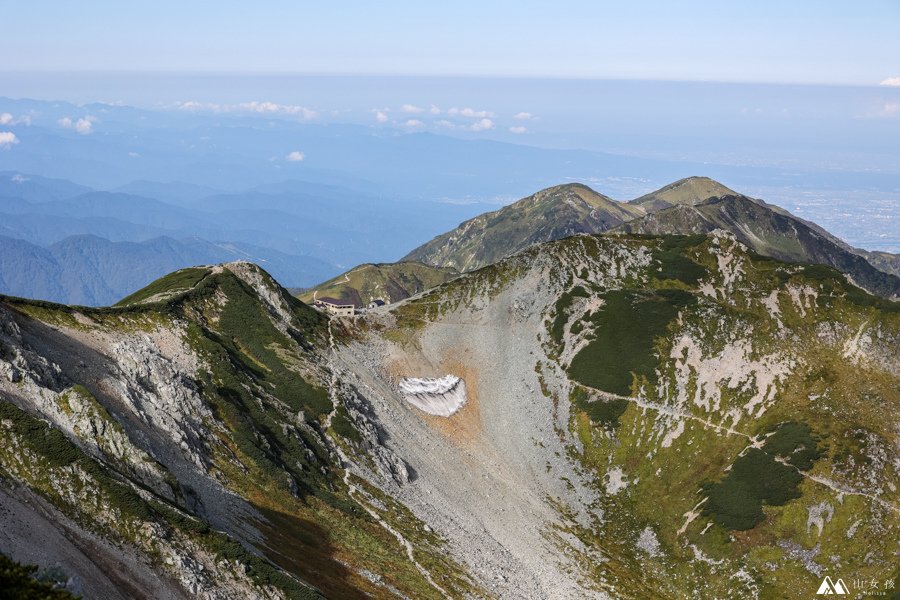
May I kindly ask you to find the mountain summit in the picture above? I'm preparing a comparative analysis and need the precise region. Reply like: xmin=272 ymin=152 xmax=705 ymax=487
xmin=629 ymin=175 xmax=737 ymax=211
xmin=402 ymin=183 xmax=642 ymax=271
xmin=402 ymin=178 xmax=899 ymax=299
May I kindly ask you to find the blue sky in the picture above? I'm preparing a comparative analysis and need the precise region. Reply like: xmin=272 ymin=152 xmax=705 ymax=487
xmin=2 ymin=1 xmax=898 ymax=85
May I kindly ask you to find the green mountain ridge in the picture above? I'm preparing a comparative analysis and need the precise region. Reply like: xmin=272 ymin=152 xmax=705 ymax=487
xmin=296 ymin=262 xmax=458 ymax=308
xmin=613 ymin=194 xmax=900 ymax=299
xmin=354 ymin=231 xmax=899 ymax=598
xmin=1 ymin=232 xmax=897 ymax=598
xmin=402 ymin=182 xmax=643 ymax=271
xmin=401 ymin=176 xmax=899 ymax=299
xmin=0 ymin=261 xmax=478 ymax=599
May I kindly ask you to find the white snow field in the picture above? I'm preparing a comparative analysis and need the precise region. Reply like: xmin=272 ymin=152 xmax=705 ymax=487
xmin=398 ymin=375 xmax=468 ymax=416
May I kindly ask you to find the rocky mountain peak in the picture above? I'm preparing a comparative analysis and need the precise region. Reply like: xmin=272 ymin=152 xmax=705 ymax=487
xmin=630 ymin=176 xmax=738 ymax=210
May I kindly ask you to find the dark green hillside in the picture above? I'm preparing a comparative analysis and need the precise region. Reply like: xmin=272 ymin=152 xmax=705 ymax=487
xmin=568 ymin=288 xmax=695 ymax=396
xmin=702 ymin=422 xmax=820 ymax=530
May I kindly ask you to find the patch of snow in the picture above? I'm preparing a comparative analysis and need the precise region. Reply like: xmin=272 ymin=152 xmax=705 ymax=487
xmin=399 ymin=375 xmax=468 ymax=417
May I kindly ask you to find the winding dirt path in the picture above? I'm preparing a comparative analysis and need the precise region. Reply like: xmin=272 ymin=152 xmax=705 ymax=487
xmin=574 ymin=382 xmax=900 ymax=516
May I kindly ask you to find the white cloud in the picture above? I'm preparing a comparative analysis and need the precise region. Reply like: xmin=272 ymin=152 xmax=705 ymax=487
xmin=0 ymin=113 xmax=12 ymax=125
xmin=74 ymin=118 xmax=94 ymax=134
xmin=402 ymin=119 xmax=425 ymax=129
xmin=58 ymin=115 xmax=96 ymax=134
xmin=174 ymin=100 xmax=316 ymax=119
xmin=513 ymin=111 xmax=534 ymax=120
xmin=401 ymin=103 xmax=424 ymax=114
xmin=374 ymin=110 xmax=389 ymax=123
xmin=128 ymin=151 xmax=140 ymax=157
xmin=429 ymin=104 xmax=441 ymax=115
xmin=175 ymin=100 xmax=220 ymax=111
xmin=880 ymin=102 xmax=900 ymax=116
xmin=447 ymin=107 xmax=494 ymax=118
xmin=470 ymin=118 xmax=495 ymax=132
xmin=879 ymin=77 xmax=900 ymax=87
xmin=239 ymin=101 xmax=317 ymax=119
xmin=11 ymin=174 xmax=28 ymax=183
xmin=435 ymin=119 xmax=456 ymax=129
xmin=0 ymin=132 xmax=19 ymax=149
xmin=509 ymin=125 xmax=528 ymax=134
xmin=285 ymin=151 xmax=306 ymax=162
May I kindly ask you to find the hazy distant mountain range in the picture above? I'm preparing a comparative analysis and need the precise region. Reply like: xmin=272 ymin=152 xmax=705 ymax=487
xmin=4 ymin=169 xmax=897 ymax=306
xmin=1 ymin=93 xmax=898 ymax=306
xmin=2 ymin=94 xmax=899 ymax=232
xmin=0 ymin=234 xmax=334 ymax=306
xmin=0 ymin=171 xmax=478 ymax=304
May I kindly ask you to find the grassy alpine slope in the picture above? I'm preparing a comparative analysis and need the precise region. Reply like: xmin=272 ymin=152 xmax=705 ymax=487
xmin=1 ymin=223 xmax=897 ymax=597
xmin=354 ymin=231 xmax=898 ymax=599
xmin=297 ymin=261 xmax=458 ymax=307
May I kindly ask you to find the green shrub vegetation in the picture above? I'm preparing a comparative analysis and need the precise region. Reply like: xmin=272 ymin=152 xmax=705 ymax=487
xmin=701 ymin=421 xmax=819 ymax=530
xmin=577 ymin=395 xmax=628 ymax=429
xmin=183 ymin=273 xmax=337 ymax=502
xmin=551 ymin=285 xmax=589 ymax=343
xmin=0 ymin=401 xmax=80 ymax=467
xmin=331 ymin=407 xmax=362 ymax=444
xmin=570 ymin=384 xmax=629 ymax=429
xmin=652 ymin=235 xmax=708 ymax=284
xmin=214 ymin=273 xmax=331 ymax=416
xmin=1 ymin=398 xmax=322 ymax=599
xmin=0 ymin=553 xmax=77 ymax=600
xmin=568 ymin=288 xmax=695 ymax=396
xmin=760 ymin=421 xmax=820 ymax=470
xmin=772 ymin=263 xmax=900 ymax=313
xmin=0 ymin=399 xmax=154 ymax=521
